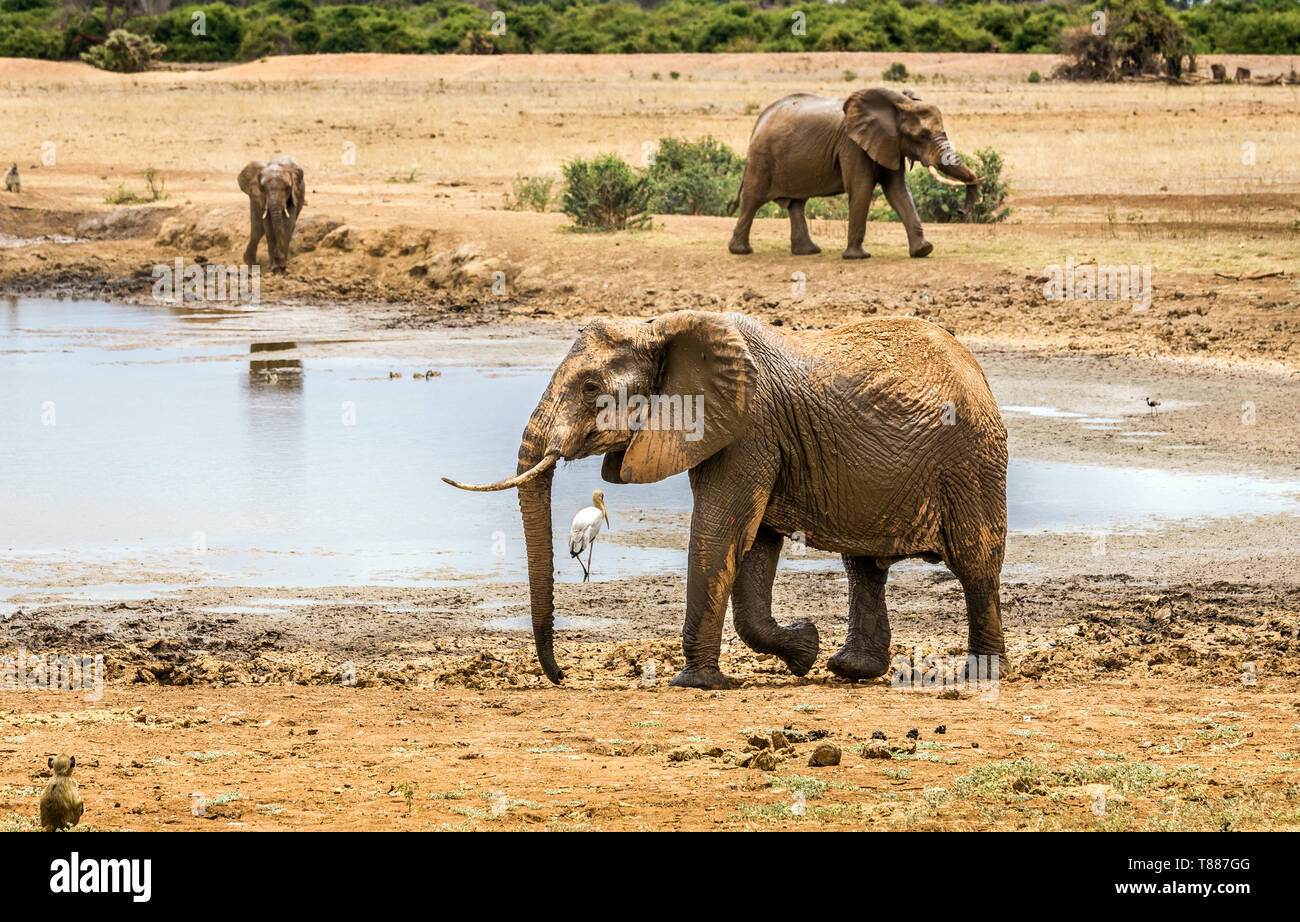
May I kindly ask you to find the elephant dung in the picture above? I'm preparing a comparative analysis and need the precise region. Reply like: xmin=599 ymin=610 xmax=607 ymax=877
xmin=889 ymin=739 xmax=917 ymax=756
xmin=320 ymin=225 xmax=355 ymax=251
xmin=860 ymin=740 xmax=893 ymax=760
xmin=808 ymin=743 xmax=841 ymax=767
xmin=743 ymin=748 xmax=780 ymax=772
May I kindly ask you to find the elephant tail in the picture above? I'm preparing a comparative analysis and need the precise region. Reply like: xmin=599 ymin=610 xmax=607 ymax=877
xmin=725 ymin=184 xmax=741 ymax=215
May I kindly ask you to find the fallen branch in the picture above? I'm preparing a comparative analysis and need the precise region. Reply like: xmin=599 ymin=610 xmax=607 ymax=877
xmin=1212 ymin=270 xmax=1288 ymax=281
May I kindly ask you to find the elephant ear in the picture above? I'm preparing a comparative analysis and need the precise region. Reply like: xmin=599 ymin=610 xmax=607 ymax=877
xmin=843 ymin=88 xmax=907 ymax=171
xmin=238 ymin=161 xmax=266 ymax=207
xmin=286 ymin=159 xmax=305 ymax=211
xmin=619 ymin=311 xmax=756 ymax=484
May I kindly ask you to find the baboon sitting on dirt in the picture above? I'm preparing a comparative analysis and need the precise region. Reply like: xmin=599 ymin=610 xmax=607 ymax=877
xmin=2 ymin=163 xmax=18 ymax=193
xmin=39 ymin=754 xmax=84 ymax=831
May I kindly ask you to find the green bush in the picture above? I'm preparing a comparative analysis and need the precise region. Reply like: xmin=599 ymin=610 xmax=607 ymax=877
xmin=561 ymin=154 xmax=650 ymax=231
xmin=882 ymin=61 xmax=910 ymax=82
xmin=644 ymin=136 xmax=746 ymax=216
xmin=907 ymin=148 xmax=1011 ymax=224
xmin=2 ymin=0 xmax=1293 ymax=64
xmin=506 ymin=174 xmax=555 ymax=212
xmin=1027 ymin=70 xmax=1042 ymax=83
xmin=80 ymin=30 xmax=166 ymax=73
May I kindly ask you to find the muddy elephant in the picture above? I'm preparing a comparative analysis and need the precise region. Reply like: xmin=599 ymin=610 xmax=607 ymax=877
xmin=444 ymin=310 xmax=1008 ymax=690
xmin=238 ymin=156 xmax=305 ymax=272
xmin=728 ymin=88 xmax=981 ymax=259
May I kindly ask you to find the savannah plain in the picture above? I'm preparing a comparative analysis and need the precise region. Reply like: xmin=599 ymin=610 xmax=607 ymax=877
xmin=1 ymin=51 xmax=1299 ymax=831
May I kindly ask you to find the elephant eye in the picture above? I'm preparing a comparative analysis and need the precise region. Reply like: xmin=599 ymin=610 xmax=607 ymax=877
xmin=581 ymin=380 xmax=600 ymax=398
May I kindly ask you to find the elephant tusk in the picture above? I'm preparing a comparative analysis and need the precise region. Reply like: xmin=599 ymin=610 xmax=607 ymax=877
xmin=928 ymin=165 xmax=968 ymax=188
xmin=261 ymin=207 xmax=269 ymax=220
xmin=442 ymin=453 xmax=558 ymax=492
xmin=282 ymin=205 xmax=290 ymax=218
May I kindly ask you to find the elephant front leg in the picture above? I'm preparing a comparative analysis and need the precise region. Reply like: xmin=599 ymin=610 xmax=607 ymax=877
xmin=670 ymin=492 xmax=769 ymax=690
xmin=841 ymin=183 xmax=873 ymax=260
xmin=827 ymin=555 xmax=892 ymax=681
xmin=881 ymin=169 xmax=933 ymax=258
xmin=731 ymin=527 xmax=819 ymax=676
xmin=787 ymin=200 xmax=821 ymax=255
xmin=243 ymin=202 xmax=264 ymax=266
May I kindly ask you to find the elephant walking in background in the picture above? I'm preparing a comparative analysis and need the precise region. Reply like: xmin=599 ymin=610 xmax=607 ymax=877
xmin=444 ymin=310 xmax=1008 ymax=690
xmin=728 ymin=88 xmax=981 ymax=259
xmin=238 ymin=156 xmax=305 ymax=273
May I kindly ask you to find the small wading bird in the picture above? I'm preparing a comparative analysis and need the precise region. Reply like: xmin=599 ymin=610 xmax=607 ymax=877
xmin=1145 ymin=396 xmax=1161 ymax=415
xmin=569 ymin=489 xmax=610 ymax=582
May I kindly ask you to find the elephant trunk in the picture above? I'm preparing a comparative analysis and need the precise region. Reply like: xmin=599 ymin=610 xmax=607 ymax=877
xmin=925 ymin=136 xmax=981 ymax=217
xmin=518 ymin=470 xmax=562 ymax=684
xmin=515 ymin=396 xmax=564 ymax=684
xmin=443 ymin=382 xmax=567 ymax=684
xmin=264 ymin=193 xmax=294 ymax=269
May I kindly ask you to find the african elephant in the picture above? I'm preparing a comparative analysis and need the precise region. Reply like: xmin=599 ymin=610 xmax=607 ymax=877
xmin=728 ymin=88 xmax=981 ymax=259
xmin=238 ymin=156 xmax=305 ymax=272
xmin=444 ymin=310 xmax=1008 ymax=690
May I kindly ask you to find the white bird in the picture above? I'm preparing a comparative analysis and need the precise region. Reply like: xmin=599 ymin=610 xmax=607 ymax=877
xmin=569 ymin=489 xmax=610 ymax=582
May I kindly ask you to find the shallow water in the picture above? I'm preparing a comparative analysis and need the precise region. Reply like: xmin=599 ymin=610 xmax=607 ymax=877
xmin=2 ymin=299 xmax=1297 ymax=596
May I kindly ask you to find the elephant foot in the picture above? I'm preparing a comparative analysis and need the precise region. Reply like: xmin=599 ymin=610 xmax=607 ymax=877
xmin=728 ymin=241 xmax=753 ymax=255
xmin=271 ymin=266 xmax=287 ymax=275
xmin=669 ymin=665 xmax=732 ymax=690
xmin=242 ymin=252 xmax=258 ymax=267
xmin=956 ymin=650 xmax=1010 ymax=684
xmin=777 ymin=621 xmax=820 ymax=677
xmin=841 ymin=246 xmax=871 ymax=260
xmin=791 ymin=241 xmax=821 ymax=256
xmin=826 ymin=645 xmax=891 ymax=682
xmin=909 ymin=240 xmax=934 ymax=258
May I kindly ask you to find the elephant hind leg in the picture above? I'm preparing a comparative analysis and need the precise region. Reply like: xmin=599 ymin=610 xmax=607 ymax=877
xmin=827 ymin=555 xmax=892 ymax=680
xmin=731 ymin=527 xmax=819 ymax=676
xmin=788 ymin=200 xmax=821 ymax=255
xmin=940 ymin=513 xmax=1008 ymax=669
xmin=728 ymin=193 xmax=765 ymax=255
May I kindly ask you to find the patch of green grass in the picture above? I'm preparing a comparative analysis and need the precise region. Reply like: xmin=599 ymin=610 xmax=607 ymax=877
xmin=188 ymin=750 xmax=240 ymax=762
xmin=629 ymin=719 xmax=661 ymax=727
xmin=526 ymin=744 xmax=576 ymax=753
xmin=768 ymin=774 xmax=860 ymax=799
xmin=734 ymin=801 xmax=864 ymax=825
xmin=792 ymin=704 xmax=825 ymax=713
xmin=884 ymin=767 xmax=913 ymax=780
xmin=206 ymin=791 xmax=247 ymax=807
xmin=257 ymin=803 xmax=285 ymax=815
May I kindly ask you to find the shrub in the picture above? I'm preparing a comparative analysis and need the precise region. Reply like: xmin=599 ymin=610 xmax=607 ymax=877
xmin=1028 ymin=70 xmax=1042 ymax=83
xmin=80 ymin=29 xmax=165 ymax=73
xmin=907 ymin=148 xmax=1011 ymax=224
xmin=882 ymin=61 xmax=910 ymax=82
xmin=1057 ymin=0 xmax=1195 ymax=81
xmin=644 ymin=136 xmax=746 ymax=216
xmin=104 ymin=168 xmax=168 ymax=205
xmin=561 ymin=154 xmax=650 ymax=231
xmin=507 ymin=174 xmax=555 ymax=212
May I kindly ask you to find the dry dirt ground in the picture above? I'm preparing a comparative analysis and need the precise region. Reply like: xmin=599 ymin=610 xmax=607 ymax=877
xmin=1 ymin=53 xmax=1298 ymax=831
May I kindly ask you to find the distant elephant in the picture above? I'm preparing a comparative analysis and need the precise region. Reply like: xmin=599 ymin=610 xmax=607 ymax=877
xmin=238 ymin=156 xmax=304 ymax=272
xmin=444 ymin=310 xmax=1008 ymax=690
xmin=728 ymin=88 xmax=981 ymax=259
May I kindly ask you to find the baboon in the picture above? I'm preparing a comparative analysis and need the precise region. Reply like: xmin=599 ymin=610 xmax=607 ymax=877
xmin=2 ymin=163 xmax=18 ymax=193
xmin=39 ymin=754 xmax=84 ymax=831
